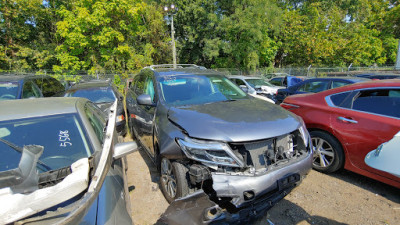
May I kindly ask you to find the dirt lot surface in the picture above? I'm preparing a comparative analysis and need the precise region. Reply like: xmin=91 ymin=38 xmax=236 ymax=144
xmin=126 ymin=139 xmax=400 ymax=225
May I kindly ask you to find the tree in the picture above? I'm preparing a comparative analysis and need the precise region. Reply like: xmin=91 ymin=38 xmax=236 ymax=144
xmin=54 ymin=0 xmax=169 ymax=73
xmin=161 ymin=0 xmax=283 ymax=70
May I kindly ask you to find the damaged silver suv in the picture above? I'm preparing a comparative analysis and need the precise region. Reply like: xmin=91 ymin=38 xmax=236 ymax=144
xmin=126 ymin=65 xmax=312 ymax=217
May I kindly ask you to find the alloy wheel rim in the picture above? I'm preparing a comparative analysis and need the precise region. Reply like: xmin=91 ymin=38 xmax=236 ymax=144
xmin=312 ymin=137 xmax=335 ymax=169
xmin=161 ymin=158 xmax=176 ymax=198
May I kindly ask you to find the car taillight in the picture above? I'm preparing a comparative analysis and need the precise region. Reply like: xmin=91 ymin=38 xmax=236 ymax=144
xmin=116 ymin=114 xmax=125 ymax=122
xmin=280 ymin=102 xmax=299 ymax=110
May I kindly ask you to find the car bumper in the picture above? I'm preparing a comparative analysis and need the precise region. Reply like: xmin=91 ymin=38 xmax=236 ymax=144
xmin=212 ymin=150 xmax=313 ymax=208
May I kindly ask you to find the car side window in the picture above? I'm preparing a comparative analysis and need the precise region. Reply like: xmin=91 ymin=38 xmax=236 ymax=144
xmin=22 ymin=81 xmax=41 ymax=98
xmin=234 ymin=79 xmax=245 ymax=86
xmin=299 ymin=81 xmax=329 ymax=93
xmin=332 ymin=81 xmax=349 ymax=89
xmin=32 ymin=76 xmax=65 ymax=97
xmin=134 ymin=70 xmax=155 ymax=102
xmin=351 ymin=89 xmax=400 ymax=118
xmin=269 ymin=77 xmax=282 ymax=86
xmin=134 ymin=74 xmax=147 ymax=95
xmin=85 ymin=103 xmax=106 ymax=144
xmin=43 ymin=77 xmax=65 ymax=96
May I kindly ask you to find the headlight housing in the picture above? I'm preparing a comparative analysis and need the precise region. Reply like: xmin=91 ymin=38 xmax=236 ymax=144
xmin=176 ymin=137 xmax=244 ymax=168
xmin=298 ymin=120 xmax=311 ymax=150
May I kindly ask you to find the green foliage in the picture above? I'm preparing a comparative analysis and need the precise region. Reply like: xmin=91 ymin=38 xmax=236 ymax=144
xmin=277 ymin=0 xmax=397 ymax=67
xmin=0 ymin=0 xmax=398 ymax=71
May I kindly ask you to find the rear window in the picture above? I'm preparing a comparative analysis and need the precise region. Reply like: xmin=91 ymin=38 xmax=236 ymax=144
xmin=0 ymin=82 xmax=19 ymax=100
xmin=66 ymin=87 xmax=116 ymax=103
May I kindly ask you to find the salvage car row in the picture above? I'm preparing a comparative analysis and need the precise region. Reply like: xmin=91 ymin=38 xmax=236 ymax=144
xmin=0 ymin=75 xmax=138 ymax=224
xmin=1 ymin=67 xmax=399 ymax=224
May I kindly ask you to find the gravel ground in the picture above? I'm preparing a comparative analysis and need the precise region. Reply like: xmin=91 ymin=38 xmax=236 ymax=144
xmin=126 ymin=140 xmax=400 ymax=225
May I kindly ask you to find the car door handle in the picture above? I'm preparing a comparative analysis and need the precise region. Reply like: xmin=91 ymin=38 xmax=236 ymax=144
xmin=338 ymin=116 xmax=358 ymax=124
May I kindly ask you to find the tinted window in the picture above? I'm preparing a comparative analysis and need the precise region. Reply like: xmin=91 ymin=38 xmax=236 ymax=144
xmin=351 ymin=89 xmax=400 ymax=118
xmin=269 ymin=77 xmax=282 ymax=86
xmin=42 ymin=77 xmax=65 ymax=97
xmin=233 ymin=79 xmax=246 ymax=86
xmin=66 ymin=87 xmax=116 ymax=103
xmin=134 ymin=74 xmax=147 ymax=95
xmin=0 ymin=82 xmax=19 ymax=100
xmin=159 ymin=75 xmax=247 ymax=106
xmin=85 ymin=103 xmax=106 ymax=144
xmin=330 ymin=92 xmax=351 ymax=106
xmin=299 ymin=81 xmax=329 ymax=93
xmin=22 ymin=81 xmax=41 ymax=98
xmin=332 ymin=81 xmax=349 ymax=89
xmin=0 ymin=114 xmax=91 ymax=172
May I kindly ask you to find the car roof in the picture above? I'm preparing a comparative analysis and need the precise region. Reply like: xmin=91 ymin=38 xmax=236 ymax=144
xmin=142 ymin=65 xmax=222 ymax=78
xmin=0 ymin=75 xmax=47 ymax=82
xmin=0 ymin=97 xmax=87 ymax=121
xmin=304 ymin=76 xmax=369 ymax=83
xmin=318 ymin=79 xmax=400 ymax=95
xmin=228 ymin=75 xmax=263 ymax=80
xmin=67 ymin=80 xmax=112 ymax=91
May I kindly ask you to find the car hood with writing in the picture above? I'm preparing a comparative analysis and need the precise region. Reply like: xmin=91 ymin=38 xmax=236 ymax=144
xmin=167 ymin=98 xmax=301 ymax=142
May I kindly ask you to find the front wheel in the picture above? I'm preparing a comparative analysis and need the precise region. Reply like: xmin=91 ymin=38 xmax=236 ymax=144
xmin=310 ymin=130 xmax=344 ymax=173
xmin=159 ymin=158 xmax=190 ymax=203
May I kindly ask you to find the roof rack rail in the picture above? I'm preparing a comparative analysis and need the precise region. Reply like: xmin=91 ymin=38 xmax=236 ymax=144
xmin=146 ymin=64 xmax=207 ymax=70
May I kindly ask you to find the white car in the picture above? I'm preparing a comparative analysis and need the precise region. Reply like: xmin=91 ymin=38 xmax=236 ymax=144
xmin=229 ymin=76 xmax=284 ymax=103
xmin=365 ymin=131 xmax=400 ymax=177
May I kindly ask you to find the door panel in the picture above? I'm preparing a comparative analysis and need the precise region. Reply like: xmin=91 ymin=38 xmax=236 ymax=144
xmin=329 ymin=94 xmax=400 ymax=179
xmin=128 ymin=70 xmax=157 ymax=156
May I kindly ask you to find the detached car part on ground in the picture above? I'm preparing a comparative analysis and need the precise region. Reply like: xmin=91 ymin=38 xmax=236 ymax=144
xmin=126 ymin=65 xmax=313 ymax=223
xmin=281 ymin=80 xmax=400 ymax=188
xmin=0 ymin=98 xmax=137 ymax=224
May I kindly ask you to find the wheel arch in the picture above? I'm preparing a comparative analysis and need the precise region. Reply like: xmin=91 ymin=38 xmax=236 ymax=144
xmin=307 ymin=128 xmax=347 ymax=168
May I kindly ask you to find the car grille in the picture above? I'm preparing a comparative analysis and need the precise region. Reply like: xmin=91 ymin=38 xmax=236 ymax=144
xmin=229 ymin=130 xmax=307 ymax=171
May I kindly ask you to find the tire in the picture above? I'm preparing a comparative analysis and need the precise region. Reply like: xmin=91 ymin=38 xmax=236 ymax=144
xmin=159 ymin=158 xmax=190 ymax=203
xmin=310 ymin=130 xmax=344 ymax=173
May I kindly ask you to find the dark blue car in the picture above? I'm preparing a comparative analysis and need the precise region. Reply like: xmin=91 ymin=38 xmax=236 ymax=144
xmin=0 ymin=75 xmax=65 ymax=100
xmin=0 ymin=97 xmax=137 ymax=224
xmin=276 ymin=77 xmax=369 ymax=104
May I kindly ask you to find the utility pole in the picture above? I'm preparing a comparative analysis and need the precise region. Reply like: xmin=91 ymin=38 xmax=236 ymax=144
xmin=396 ymin=39 xmax=400 ymax=70
xmin=164 ymin=4 xmax=178 ymax=68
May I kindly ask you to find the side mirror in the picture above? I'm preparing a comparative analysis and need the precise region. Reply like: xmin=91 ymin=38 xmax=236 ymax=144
xmin=239 ymin=85 xmax=248 ymax=93
xmin=113 ymin=141 xmax=138 ymax=160
xmin=137 ymin=94 xmax=155 ymax=106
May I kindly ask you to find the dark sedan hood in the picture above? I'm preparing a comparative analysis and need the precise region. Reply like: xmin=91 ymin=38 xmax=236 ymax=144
xmin=167 ymin=99 xmax=301 ymax=142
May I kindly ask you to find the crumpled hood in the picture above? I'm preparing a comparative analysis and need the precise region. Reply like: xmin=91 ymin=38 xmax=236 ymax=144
xmin=167 ymin=98 xmax=301 ymax=142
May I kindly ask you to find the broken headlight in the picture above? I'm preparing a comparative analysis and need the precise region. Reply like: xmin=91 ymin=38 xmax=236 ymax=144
xmin=177 ymin=137 xmax=244 ymax=168
xmin=297 ymin=117 xmax=310 ymax=149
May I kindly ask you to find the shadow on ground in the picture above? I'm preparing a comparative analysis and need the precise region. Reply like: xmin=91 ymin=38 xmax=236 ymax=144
xmin=136 ymin=145 xmax=160 ymax=184
xmin=328 ymin=170 xmax=400 ymax=204
xmin=266 ymin=199 xmax=348 ymax=225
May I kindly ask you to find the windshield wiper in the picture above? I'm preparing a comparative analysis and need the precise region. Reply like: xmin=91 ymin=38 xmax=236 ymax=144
xmin=0 ymin=138 xmax=52 ymax=171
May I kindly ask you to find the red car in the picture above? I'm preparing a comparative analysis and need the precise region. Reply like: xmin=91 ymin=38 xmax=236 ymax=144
xmin=281 ymin=80 xmax=400 ymax=188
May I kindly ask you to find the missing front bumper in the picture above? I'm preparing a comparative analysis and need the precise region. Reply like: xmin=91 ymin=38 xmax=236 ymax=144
xmin=211 ymin=150 xmax=312 ymax=207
